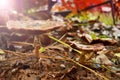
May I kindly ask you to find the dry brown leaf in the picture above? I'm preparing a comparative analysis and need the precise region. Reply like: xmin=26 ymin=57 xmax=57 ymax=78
xmin=78 ymin=33 xmax=92 ymax=43
xmin=95 ymin=54 xmax=113 ymax=66
xmin=92 ymin=38 xmax=117 ymax=45
xmin=68 ymin=41 xmax=104 ymax=51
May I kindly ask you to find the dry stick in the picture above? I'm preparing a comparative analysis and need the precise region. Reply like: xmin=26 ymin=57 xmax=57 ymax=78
xmin=3 ymin=50 xmax=33 ymax=58
xmin=49 ymin=36 xmax=82 ymax=55
xmin=3 ymin=50 xmax=24 ymax=57
xmin=1 ymin=55 xmax=32 ymax=62
xmin=51 ymin=33 xmax=67 ymax=46
xmin=10 ymin=41 xmax=34 ymax=46
xmin=4 ymin=50 xmax=26 ymax=56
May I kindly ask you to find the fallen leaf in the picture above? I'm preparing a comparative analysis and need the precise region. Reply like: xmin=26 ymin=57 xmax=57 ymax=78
xmin=92 ymin=38 xmax=117 ymax=45
xmin=46 ymin=45 xmax=65 ymax=51
xmin=112 ymin=27 xmax=120 ymax=39
xmin=68 ymin=41 xmax=104 ymax=51
xmin=114 ymin=53 xmax=120 ymax=57
xmin=95 ymin=54 xmax=113 ymax=66
xmin=78 ymin=33 xmax=93 ymax=43
xmin=90 ymin=32 xmax=97 ymax=39
xmin=0 ymin=55 xmax=5 ymax=61
xmin=39 ymin=47 xmax=45 ymax=53
xmin=0 ymin=49 xmax=5 ymax=54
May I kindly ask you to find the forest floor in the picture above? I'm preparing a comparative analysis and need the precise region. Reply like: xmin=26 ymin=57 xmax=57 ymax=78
xmin=0 ymin=13 xmax=120 ymax=80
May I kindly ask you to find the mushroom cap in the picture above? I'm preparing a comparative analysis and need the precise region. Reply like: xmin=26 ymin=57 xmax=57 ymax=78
xmin=7 ymin=20 xmax=64 ymax=35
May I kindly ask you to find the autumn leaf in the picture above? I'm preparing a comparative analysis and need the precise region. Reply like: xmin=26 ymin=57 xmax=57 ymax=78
xmin=39 ymin=47 xmax=45 ymax=53
xmin=114 ymin=53 xmax=120 ymax=57
xmin=0 ymin=49 xmax=5 ymax=54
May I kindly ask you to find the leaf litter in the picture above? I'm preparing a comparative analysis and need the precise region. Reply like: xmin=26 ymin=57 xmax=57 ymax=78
xmin=0 ymin=14 xmax=120 ymax=80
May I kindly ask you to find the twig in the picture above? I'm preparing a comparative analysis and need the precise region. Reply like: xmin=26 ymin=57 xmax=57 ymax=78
xmin=110 ymin=0 xmax=116 ymax=25
xmin=3 ymin=50 xmax=30 ymax=57
xmin=51 ymin=33 xmax=67 ymax=45
xmin=49 ymin=36 xmax=82 ymax=55
xmin=10 ymin=41 xmax=34 ymax=46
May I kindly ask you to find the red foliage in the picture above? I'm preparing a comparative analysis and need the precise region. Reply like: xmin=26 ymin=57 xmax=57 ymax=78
xmin=116 ymin=0 xmax=120 ymax=7
xmin=74 ymin=0 xmax=105 ymax=9
xmin=61 ymin=0 xmax=106 ymax=13
xmin=52 ymin=0 xmax=120 ymax=14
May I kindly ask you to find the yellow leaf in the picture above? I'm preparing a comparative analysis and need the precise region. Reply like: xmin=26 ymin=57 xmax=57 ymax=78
xmin=0 ymin=49 xmax=5 ymax=54
xmin=39 ymin=47 xmax=45 ymax=53
xmin=115 ymin=53 xmax=120 ymax=57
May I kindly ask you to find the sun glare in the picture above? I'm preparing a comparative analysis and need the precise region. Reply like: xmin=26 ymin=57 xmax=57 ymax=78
xmin=0 ymin=0 xmax=11 ymax=9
